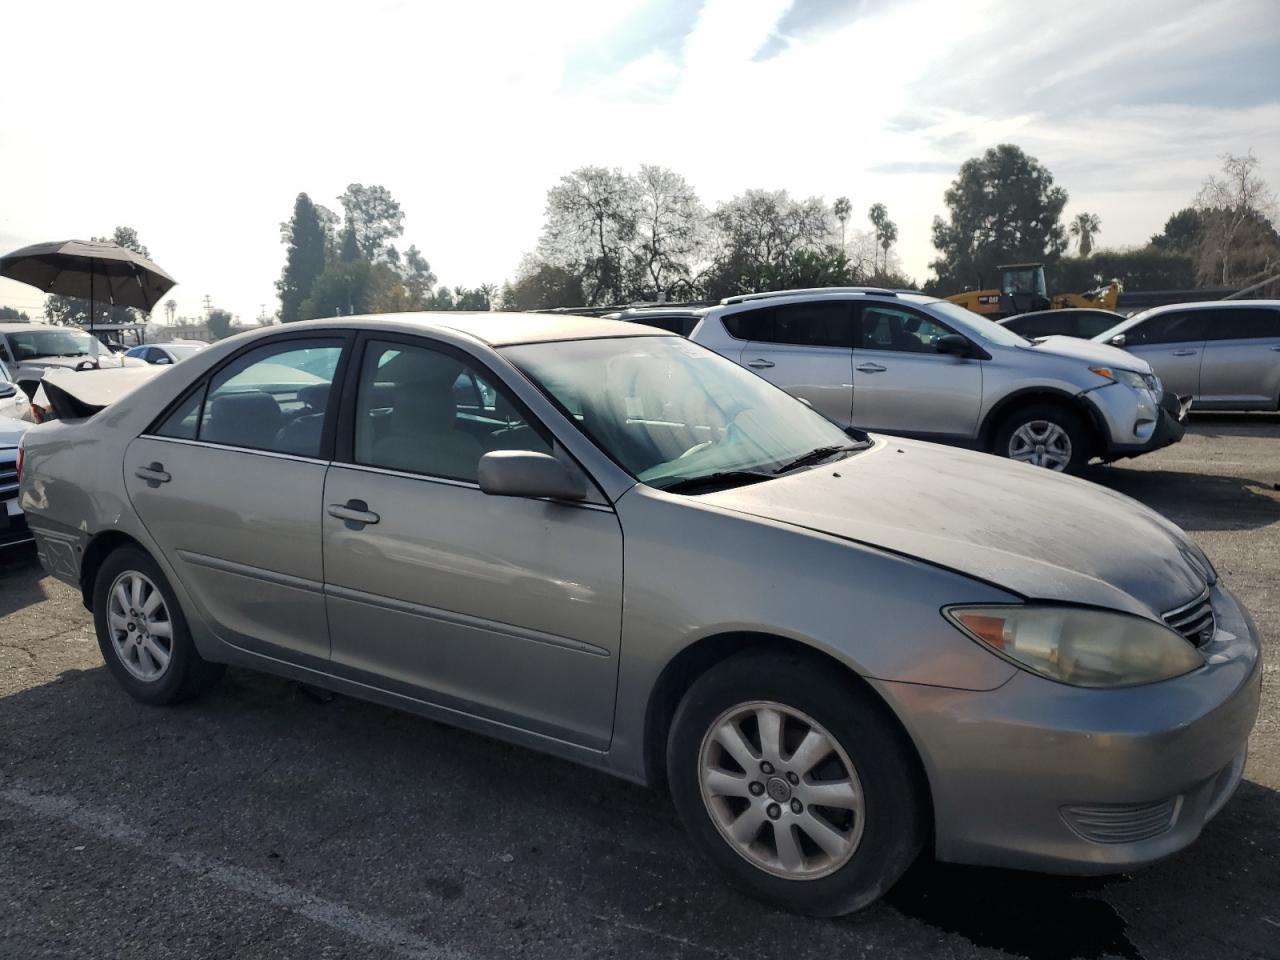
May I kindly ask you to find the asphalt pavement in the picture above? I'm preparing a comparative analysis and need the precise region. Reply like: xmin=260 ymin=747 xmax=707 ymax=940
xmin=1 ymin=413 xmax=1277 ymax=960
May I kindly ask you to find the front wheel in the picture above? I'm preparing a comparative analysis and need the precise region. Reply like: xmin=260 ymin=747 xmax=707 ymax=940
xmin=992 ymin=403 xmax=1092 ymax=472
xmin=667 ymin=651 xmax=925 ymax=916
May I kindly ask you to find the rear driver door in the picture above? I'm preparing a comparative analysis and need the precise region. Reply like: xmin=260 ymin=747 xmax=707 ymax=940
xmin=734 ymin=302 xmax=856 ymax=425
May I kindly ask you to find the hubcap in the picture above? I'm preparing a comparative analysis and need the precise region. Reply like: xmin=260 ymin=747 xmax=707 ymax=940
xmin=1008 ymin=419 xmax=1072 ymax=471
xmin=106 ymin=571 xmax=173 ymax=682
xmin=698 ymin=701 xmax=865 ymax=880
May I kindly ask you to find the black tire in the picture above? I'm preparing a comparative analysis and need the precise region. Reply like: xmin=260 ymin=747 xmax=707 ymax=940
xmin=991 ymin=402 xmax=1092 ymax=473
xmin=92 ymin=546 xmax=225 ymax=705
xmin=667 ymin=650 xmax=926 ymax=917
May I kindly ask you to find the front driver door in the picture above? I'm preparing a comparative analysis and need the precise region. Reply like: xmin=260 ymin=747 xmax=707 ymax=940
xmin=851 ymin=304 xmax=983 ymax=438
xmin=125 ymin=336 xmax=346 ymax=665
xmin=322 ymin=336 xmax=624 ymax=750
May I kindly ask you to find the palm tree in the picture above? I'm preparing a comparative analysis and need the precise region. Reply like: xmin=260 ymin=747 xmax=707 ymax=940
xmin=164 ymin=298 xmax=177 ymax=325
xmin=833 ymin=196 xmax=852 ymax=248
xmin=1069 ymin=212 xmax=1101 ymax=257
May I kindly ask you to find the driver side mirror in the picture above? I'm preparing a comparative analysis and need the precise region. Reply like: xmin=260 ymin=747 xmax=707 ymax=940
xmin=153 ymin=356 xmax=172 ymax=365
xmin=1108 ymin=334 xmax=1126 ymax=347
xmin=478 ymin=450 xmax=586 ymax=501
xmin=935 ymin=334 xmax=973 ymax=357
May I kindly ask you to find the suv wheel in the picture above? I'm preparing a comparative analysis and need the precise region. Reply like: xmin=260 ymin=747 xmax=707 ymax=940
xmin=992 ymin=403 xmax=1091 ymax=472
xmin=667 ymin=651 xmax=924 ymax=916
xmin=92 ymin=546 xmax=225 ymax=705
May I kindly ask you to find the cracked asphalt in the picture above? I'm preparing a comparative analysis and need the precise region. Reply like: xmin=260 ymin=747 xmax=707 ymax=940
xmin=1 ymin=412 xmax=1277 ymax=960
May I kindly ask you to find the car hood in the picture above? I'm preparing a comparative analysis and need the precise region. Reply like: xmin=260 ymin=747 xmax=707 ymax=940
xmin=698 ymin=438 xmax=1209 ymax=618
xmin=21 ymin=354 xmax=127 ymax=372
xmin=1024 ymin=335 xmax=1151 ymax=373
xmin=0 ymin=415 xmax=28 ymax=447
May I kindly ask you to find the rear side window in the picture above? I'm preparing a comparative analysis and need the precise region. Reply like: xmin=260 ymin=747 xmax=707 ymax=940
xmin=721 ymin=303 xmax=854 ymax=347
xmin=1203 ymin=307 xmax=1280 ymax=341
xmin=722 ymin=308 xmax=775 ymax=341
xmin=1126 ymin=311 xmax=1207 ymax=345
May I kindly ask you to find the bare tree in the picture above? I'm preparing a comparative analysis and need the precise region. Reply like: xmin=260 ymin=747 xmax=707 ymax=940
xmin=538 ymin=166 xmax=640 ymax=305
xmin=629 ymin=165 xmax=706 ymax=300
xmin=1196 ymin=151 xmax=1278 ymax=284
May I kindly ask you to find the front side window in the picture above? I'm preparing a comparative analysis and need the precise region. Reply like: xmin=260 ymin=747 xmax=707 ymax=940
xmin=860 ymin=305 xmax=953 ymax=354
xmin=151 ymin=339 xmax=342 ymax=455
xmin=1127 ymin=311 xmax=1207 ymax=345
xmin=354 ymin=340 xmax=549 ymax=482
xmin=1076 ymin=313 xmax=1121 ymax=338
xmin=1203 ymin=307 xmax=1280 ymax=341
xmin=503 ymin=336 xmax=859 ymax=490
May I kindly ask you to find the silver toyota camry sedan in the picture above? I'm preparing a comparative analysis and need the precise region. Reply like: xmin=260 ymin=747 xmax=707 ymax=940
xmin=19 ymin=313 xmax=1262 ymax=916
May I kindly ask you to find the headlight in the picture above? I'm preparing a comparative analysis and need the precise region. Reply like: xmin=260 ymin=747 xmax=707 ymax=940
xmin=945 ymin=605 xmax=1204 ymax=688
xmin=1090 ymin=366 xmax=1151 ymax=392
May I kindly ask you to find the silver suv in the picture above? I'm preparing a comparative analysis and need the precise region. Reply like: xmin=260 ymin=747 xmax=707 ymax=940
xmin=1093 ymin=300 xmax=1280 ymax=411
xmin=690 ymin=288 xmax=1186 ymax=471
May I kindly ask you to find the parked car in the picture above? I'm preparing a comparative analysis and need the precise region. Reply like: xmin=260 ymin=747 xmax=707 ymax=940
xmin=0 ymin=415 xmax=31 ymax=548
xmin=0 ymin=361 xmax=33 ymax=422
xmin=0 ymin=322 xmax=126 ymax=398
xmin=999 ymin=307 xmax=1126 ymax=340
xmin=1093 ymin=300 xmax=1280 ymax=410
xmin=124 ymin=341 xmax=208 ymax=366
xmin=20 ymin=313 xmax=1260 ymax=916
xmin=690 ymin=288 xmax=1184 ymax=471
xmin=605 ymin=307 xmax=704 ymax=337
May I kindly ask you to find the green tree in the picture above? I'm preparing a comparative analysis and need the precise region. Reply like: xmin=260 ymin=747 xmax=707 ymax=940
xmin=705 ymin=189 xmax=831 ymax=296
xmin=0 ymin=306 xmax=29 ymax=321
xmin=299 ymin=259 xmax=386 ymax=319
xmin=868 ymin=203 xmax=899 ymax=273
xmin=501 ymin=260 xmax=586 ymax=310
xmin=1069 ymin=212 xmax=1101 ymax=257
xmin=207 ymin=308 xmax=234 ymax=340
xmin=833 ymin=196 xmax=852 ymax=248
xmin=277 ymin=193 xmax=328 ymax=322
xmin=1150 ymin=208 xmax=1203 ymax=253
xmin=402 ymin=245 xmax=437 ymax=307
xmin=338 ymin=183 xmax=405 ymax=262
xmin=929 ymin=144 xmax=1068 ymax=291
xmin=44 ymin=226 xmax=153 ymax=328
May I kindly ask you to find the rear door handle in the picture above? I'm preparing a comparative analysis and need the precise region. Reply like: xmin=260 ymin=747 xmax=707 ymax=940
xmin=746 ymin=358 xmax=775 ymax=369
xmin=856 ymin=362 xmax=887 ymax=373
xmin=328 ymin=499 xmax=380 ymax=527
xmin=1270 ymin=345 xmax=1280 ymax=351
xmin=134 ymin=462 xmax=170 ymax=486
xmin=1171 ymin=349 xmax=1198 ymax=356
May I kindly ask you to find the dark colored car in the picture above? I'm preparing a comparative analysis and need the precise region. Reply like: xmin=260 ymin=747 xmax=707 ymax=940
xmin=1000 ymin=308 xmax=1127 ymax=341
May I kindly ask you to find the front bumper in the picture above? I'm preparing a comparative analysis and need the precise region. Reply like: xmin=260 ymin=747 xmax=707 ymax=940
xmin=1098 ymin=390 xmax=1190 ymax=460
xmin=0 ymin=497 xmax=33 ymax=548
xmin=876 ymin=583 xmax=1262 ymax=874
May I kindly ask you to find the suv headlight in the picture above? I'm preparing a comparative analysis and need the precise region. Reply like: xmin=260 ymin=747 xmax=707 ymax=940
xmin=1090 ymin=365 xmax=1152 ymax=392
xmin=945 ymin=605 xmax=1204 ymax=688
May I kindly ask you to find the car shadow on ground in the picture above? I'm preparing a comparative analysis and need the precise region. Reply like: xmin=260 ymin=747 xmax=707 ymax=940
xmin=1186 ymin=411 xmax=1280 ymax=439
xmin=1 ymin=666 xmax=1275 ymax=960
xmin=0 ymin=544 xmax=47 ymax=618
xmin=1082 ymin=465 xmax=1280 ymax=533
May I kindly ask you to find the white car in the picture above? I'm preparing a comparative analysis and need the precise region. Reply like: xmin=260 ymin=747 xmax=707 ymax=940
xmin=0 ymin=322 xmax=126 ymax=398
xmin=0 ymin=362 xmax=33 ymax=421
xmin=124 ymin=341 xmax=208 ymax=366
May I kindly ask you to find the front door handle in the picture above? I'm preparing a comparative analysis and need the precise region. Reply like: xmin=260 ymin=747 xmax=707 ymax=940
xmin=746 ymin=358 xmax=775 ymax=369
xmin=134 ymin=462 xmax=171 ymax=486
xmin=1269 ymin=345 xmax=1280 ymax=351
xmin=1171 ymin=349 xmax=1198 ymax=357
xmin=856 ymin=362 xmax=887 ymax=373
xmin=328 ymin=499 xmax=380 ymax=528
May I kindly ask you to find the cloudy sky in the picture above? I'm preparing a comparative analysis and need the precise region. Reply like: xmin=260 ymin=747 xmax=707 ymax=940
xmin=1 ymin=0 xmax=1277 ymax=323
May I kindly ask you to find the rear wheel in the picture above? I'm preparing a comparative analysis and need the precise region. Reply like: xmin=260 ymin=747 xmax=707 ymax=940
xmin=992 ymin=403 xmax=1091 ymax=472
xmin=667 ymin=651 xmax=925 ymax=916
xmin=92 ymin=546 xmax=224 ymax=704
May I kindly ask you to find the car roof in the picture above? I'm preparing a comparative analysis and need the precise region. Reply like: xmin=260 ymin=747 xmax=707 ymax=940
xmin=712 ymin=289 xmax=940 ymax=311
xmin=1138 ymin=299 xmax=1280 ymax=313
xmin=0 ymin=322 xmax=68 ymax=332
xmin=282 ymin=311 xmax=677 ymax=347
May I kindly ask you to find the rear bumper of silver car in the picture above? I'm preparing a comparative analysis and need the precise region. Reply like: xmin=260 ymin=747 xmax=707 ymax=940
xmin=876 ymin=582 xmax=1262 ymax=874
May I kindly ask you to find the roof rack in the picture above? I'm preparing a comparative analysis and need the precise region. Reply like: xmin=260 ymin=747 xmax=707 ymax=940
xmin=720 ymin=287 xmax=900 ymax=306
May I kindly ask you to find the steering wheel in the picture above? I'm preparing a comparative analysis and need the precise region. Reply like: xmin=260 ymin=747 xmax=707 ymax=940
xmin=75 ymin=359 xmax=100 ymax=372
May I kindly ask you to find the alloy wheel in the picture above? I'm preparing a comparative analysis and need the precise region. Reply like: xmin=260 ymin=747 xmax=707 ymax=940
xmin=698 ymin=700 xmax=865 ymax=880
xmin=106 ymin=571 xmax=174 ymax=682
xmin=1007 ymin=419 xmax=1072 ymax=471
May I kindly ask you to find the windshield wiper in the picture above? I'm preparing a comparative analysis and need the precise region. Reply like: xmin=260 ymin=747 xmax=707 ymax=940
xmin=772 ymin=443 xmax=868 ymax=475
xmin=655 ymin=471 xmax=774 ymax=494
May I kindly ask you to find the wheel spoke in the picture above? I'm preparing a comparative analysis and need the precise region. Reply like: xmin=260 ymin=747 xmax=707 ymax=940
xmin=112 ymin=583 xmax=130 ymax=616
xmin=704 ymin=769 xmax=751 ymax=799
xmin=755 ymin=707 xmax=783 ymax=764
xmin=108 ymin=612 xmax=130 ymax=635
xmin=129 ymin=576 xmax=143 ymax=611
xmin=147 ymin=620 xmax=172 ymax=640
xmin=143 ymin=637 xmax=170 ymax=670
xmin=773 ymin=823 xmax=805 ymax=873
xmin=141 ymin=588 xmax=163 ymax=616
xmin=801 ymin=778 xmax=862 ymax=810
xmin=797 ymin=810 xmax=849 ymax=859
xmin=714 ymin=721 xmax=759 ymax=772
xmin=787 ymin=728 xmax=832 ymax=776
xmin=728 ymin=803 xmax=766 ymax=845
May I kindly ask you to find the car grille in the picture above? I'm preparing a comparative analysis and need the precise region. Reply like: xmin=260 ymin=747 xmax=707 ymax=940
xmin=0 ymin=453 xmax=17 ymax=500
xmin=1163 ymin=591 xmax=1216 ymax=648
xmin=1061 ymin=798 xmax=1179 ymax=844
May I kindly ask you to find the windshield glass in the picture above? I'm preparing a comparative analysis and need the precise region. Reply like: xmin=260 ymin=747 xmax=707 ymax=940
xmin=927 ymin=300 xmax=1030 ymax=347
xmin=502 ymin=336 xmax=859 ymax=489
xmin=1092 ymin=310 xmax=1149 ymax=341
xmin=1002 ymin=266 xmax=1047 ymax=298
xmin=4 ymin=328 xmax=102 ymax=360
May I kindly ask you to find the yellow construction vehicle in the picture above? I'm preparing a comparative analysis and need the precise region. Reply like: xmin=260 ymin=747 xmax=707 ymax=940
xmin=945 ymin=263 xmax=1121 ymax=318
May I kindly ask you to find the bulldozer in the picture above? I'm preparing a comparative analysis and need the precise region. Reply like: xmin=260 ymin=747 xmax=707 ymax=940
xmin=945 ymin=262 xmax=1121 ymax=319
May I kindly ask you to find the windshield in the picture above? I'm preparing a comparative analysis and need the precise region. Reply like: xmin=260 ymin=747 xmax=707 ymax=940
xmin=3 ymin=328 xmax=102 ymax=360
xmin=502 ymin=336 xmax=859 ymax=489
xmin=1002 ymin=267 xmax=1047 ymax=298
xmin=927 ymin=300 xmax=1031 ymax=347
xmin=1092 ymin=310 xmax=1150 ymax=342
xmin=165 ymin=343 xmax=206 ymax=360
